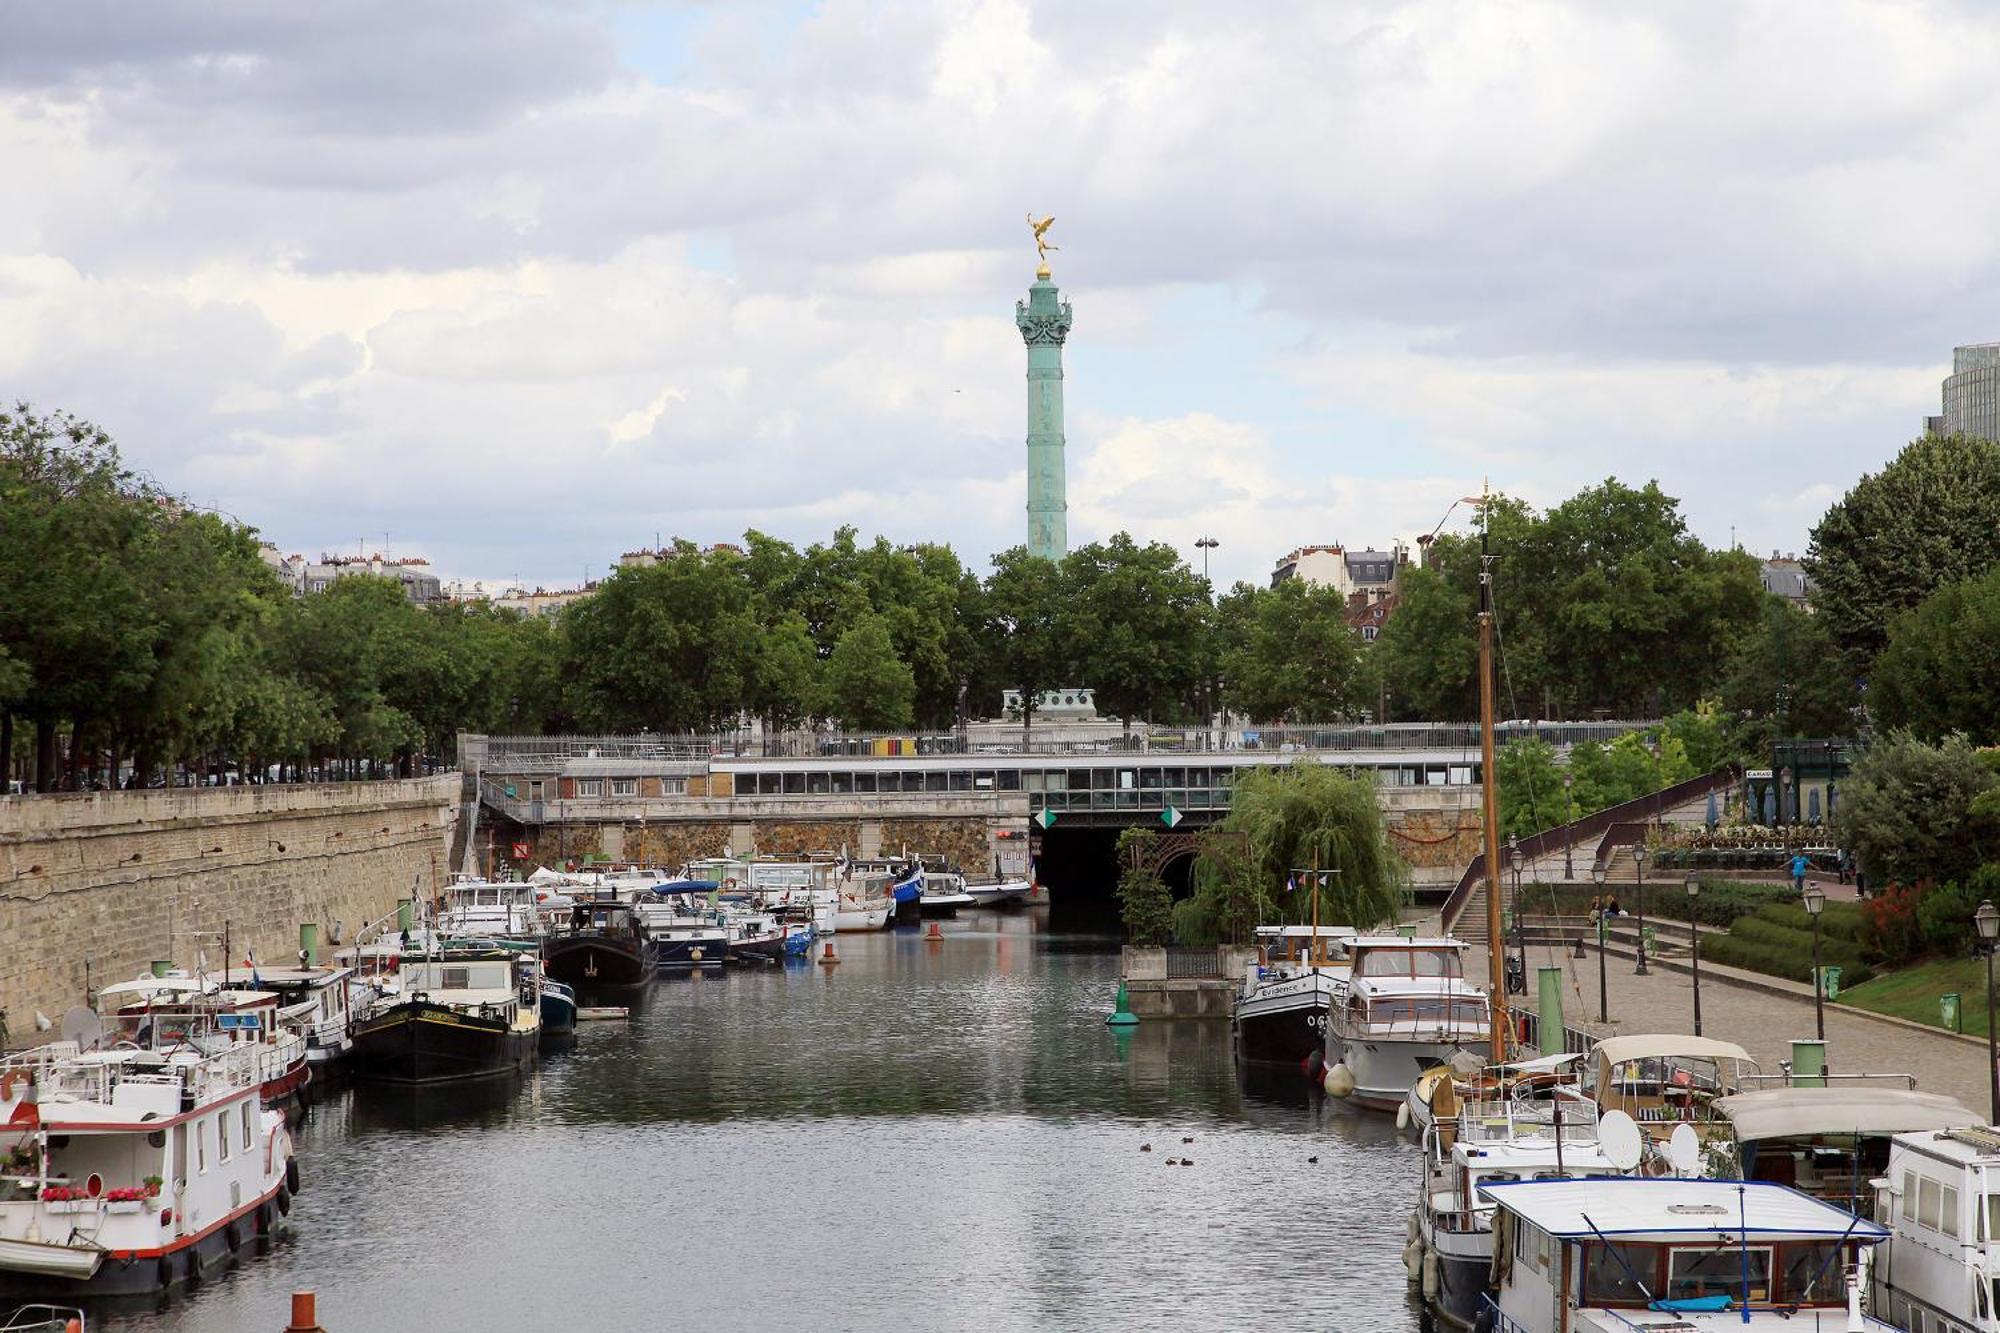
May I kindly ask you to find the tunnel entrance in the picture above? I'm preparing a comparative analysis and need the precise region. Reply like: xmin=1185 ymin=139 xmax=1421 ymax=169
xmin=1033 ymin=824 xmax=1202 ymax=935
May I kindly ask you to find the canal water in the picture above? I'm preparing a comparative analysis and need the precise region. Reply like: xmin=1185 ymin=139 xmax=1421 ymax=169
xmin=104 ymin=915 xmax=1425 ymax=1332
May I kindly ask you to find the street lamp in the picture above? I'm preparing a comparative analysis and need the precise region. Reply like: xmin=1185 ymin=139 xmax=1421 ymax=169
xmin=1195 ymin=536 xmax=1219 ymax=586
xmin=1685 ymin=872 xmax=1703 ymax=1037
xmin=1508 ymin=839 xmax=1525 ymax=994
xmin=1562 ymin=771 xmax=1575 ymax=881
xmin=1632 ymin=844 xmax=1650 ymax=976
xmin=1803 ymin=883 xmax=1826 ymax=1041
xmin=1591 ymin=860 xmax=1610 ymax=1024
xmin=1978 ymin=899 xmax=2000 ymax=1123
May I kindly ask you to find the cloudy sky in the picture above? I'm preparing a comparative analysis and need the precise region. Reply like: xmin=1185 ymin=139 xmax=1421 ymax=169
xmin=2 ymin=0 xmax=1990 ymax=591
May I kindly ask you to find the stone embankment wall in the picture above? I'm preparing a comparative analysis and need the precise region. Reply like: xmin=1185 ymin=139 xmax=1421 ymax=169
xmin=0 ymin=779 xmax=458 ymax=1032
xmin=494 ymin=812 xmax=1016 ymax=876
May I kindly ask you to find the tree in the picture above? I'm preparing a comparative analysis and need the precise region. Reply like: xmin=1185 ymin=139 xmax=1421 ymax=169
xmin=1222 ymin=581 xmax=1365 ymax=722
xmin=1717 ymin=598 xmax=1860 ymax=744
xmin=748 ymin=612 xmax=823 ymax=732
xmin=1372 ymin=559 xmax=1479 ymax=721
xmin=1061 ymin=534 xmax=1210 ymax=729
xmin=822 ymin=616 xmax=915 ymax=730
xmin=1174 ymin=763 xmax=1406 ymax=943
xmin=1833 ymin=732 xmax=1999 ymax=888
xmin=1808 ymin=434 xmax=2000 ymax=669
xmin=1495 ymin=738 xmax=1564 ymax=840
xmin=1871 ymin=567 xmax=2000 ymax=745
xmin=1113 ymin=828 xmax=1176 ymax=945
xmin=983 ymin=546 xmax=1073 ymax=743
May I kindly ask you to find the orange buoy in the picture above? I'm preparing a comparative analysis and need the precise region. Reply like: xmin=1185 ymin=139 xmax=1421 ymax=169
xmin=285 ymin=1289 xmax=326 ymax=1332
xmin=925 ymin=922 xmax=944 ymax=941
xmin=819 ymin=941 xmax=841 ymax=966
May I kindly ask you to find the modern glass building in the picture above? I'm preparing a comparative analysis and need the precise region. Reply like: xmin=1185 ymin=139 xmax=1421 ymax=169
xmin=1931 ymin=343 xmax=2000 ymax=441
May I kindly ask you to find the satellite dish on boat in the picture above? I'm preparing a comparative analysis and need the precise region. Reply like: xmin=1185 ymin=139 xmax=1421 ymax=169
xmin=60 ymin=1006 xmax=103 ymax=1053
xmin=1600 ymin=1110 xmax=1644 ymax=1172
xmin=1667 ymin=1123 xmax=1702 ymax=1178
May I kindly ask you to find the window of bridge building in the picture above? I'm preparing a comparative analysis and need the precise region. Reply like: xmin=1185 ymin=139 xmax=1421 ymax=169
xmin=995 ymin=771 xmax=1020 ymax=791
xmin=1448 ymin=765 xmax=1473 ymax=785
xmin=807 ymin=772 xmax=831 ymax=795
xmin=783 ymin=772 xmax=806 ymax=795
xmin=754 ymin=772 xmax=781 ymax=796
xmin=925 ymin=771 xmax=949 ymax=792
xmin=1092 ymin=768 xmax=1116 ymax=791
xmin=1140 ymin=768 xmax=1163 ymax=789
xmin=611 ymin=779 xmax=636 ymax=797
xmin=950 ymin=771 xmax=973 ymax=792
xmin=1067 ymin=769 xmax=1092 ymax=791
xmin=853 ymin=772 xmax=876 ymax=794
xmin=1425 ymin=767 xmax=1446 ymax=786
xmin=831 ymin=772 xmax=854 ymax=795
xmin=577 ymin=780 xmax=603 ymax=798
xmin=900 ymin=771 xmax=925 ymax=793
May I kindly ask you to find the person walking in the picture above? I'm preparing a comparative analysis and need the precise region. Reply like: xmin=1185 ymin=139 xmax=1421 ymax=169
xmin=1790 ymin=851 xmax=1809 ymax=894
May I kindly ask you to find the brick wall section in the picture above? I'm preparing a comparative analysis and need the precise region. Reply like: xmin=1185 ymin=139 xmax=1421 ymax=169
xmin=0 ymin=779 xmax=458 ymax=1031
xmin=879 ymin=818 xmax=992 ymax=870
xmin=753 ymin=822 xmax=859 ymax=858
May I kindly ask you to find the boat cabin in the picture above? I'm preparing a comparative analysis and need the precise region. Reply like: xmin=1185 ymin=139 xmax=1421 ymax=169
xmin=1872 ymin=1126 xmax=2000 ymax=1332
xmin=437 ymin=880 xmax=543 ymax=936
xmin=398 ymin=953 xmax=532 ymax=1024
xmin=1588 ymin=1035 xmax=1757 ymax=1141
xmin=1718 ymin=1086 xmax=1979 ymax=1219
xmin=1481 ymin=1177 xmax=1894 ymax=1330
xmin=1333 ymin=939 xmax=1488 ymax=1042
xmin=1253 ymin=924 xmax=1356 ymax=968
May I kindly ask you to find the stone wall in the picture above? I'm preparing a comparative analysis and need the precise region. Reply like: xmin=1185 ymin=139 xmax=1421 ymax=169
xmin=1386 ymin=806 xmax=1484 ymax=880
xmin=0 ymin=779 xmax=458 ymax=1033
xmin=878 ymin=818 xmax=994 ymax=872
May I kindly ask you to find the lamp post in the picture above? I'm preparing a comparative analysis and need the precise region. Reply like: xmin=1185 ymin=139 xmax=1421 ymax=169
xmin=1978 ymin=899 xmax=2000 ymax=1123
xmin=1508 ymin=839 xmax=1525 ymax=994
xmin=1632 ymin=844 xmax=1649 ymax=975
xmin=1562 ymin=770 xmax=1575 ymax=881
xmin=1803 ymin=883 xmax=1826 ymax=1041
xmin=1195 ymin=536 xmax=1219 ymax=586
xmin=1685 ymin=872 xmax=1703 ymax=1037
xmin=1591 ymin=860 xmax=1609 ymax=1024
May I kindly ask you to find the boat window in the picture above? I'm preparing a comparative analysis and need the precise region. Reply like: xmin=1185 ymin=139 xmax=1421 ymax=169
xmin=242 ymin=1101 xmax=255 ymax=1151
xmin=1919 ymin=1176 xmax=1942 ymax=1230
xmin=1411 ymin=950 xmax=1462 ymax=978
xmin=196 ymin=1121 xmax=207 ymax=1174
xmin=1583 ymin=1242 xmax=1654 ymax=1306
xmin=442 ymin=967 xmax=470 ymax=991
xmin=1987 ymin=1194 xmax=2000 ymax=1242
xmin=1903 ymin=1171 xmax=1917 ymax=1221
xmin=217 ymin=1112 xmax=231 ymax=1161
xmin=1942 ymin=1184 xmax=1961 ymax=1237
xmin=1779 ymin=1241 xmax=1843 ymax=1303
xmin=1668 ymin=1245 xmax=1770 ymax=1304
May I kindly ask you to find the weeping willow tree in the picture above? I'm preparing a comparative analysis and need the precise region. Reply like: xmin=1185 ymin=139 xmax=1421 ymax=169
xmin=1172 ymin=762 xmax=1408 ymax=944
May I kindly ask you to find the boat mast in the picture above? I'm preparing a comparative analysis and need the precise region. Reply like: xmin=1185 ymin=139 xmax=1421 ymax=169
xmin=1308 ymin=847 xmax=1321 ymax=967
xmin=1477 ymin=480 xmax=1509 ymax=1062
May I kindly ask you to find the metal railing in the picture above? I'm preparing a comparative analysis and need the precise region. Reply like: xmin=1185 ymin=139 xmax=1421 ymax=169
xmin=1165 ymin=947 xmax=1226 ymax=979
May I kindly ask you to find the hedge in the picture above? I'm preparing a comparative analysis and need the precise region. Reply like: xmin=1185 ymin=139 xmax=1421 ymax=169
xmin=1701 ymin=934 xmax=1876 ymax=989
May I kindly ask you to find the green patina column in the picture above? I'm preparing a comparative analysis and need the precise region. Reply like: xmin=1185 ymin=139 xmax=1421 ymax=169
xmin=1015 ymin=263 xmax=1073 ymax=561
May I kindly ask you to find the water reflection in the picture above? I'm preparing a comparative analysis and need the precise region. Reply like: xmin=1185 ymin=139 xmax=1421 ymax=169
xmin=95 ymin=915 xmax=1425 ymax=1332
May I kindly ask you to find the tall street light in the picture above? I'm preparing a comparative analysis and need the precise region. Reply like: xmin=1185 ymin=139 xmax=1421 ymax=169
xmin=1685 ymin=872 xmax=1703 ymax=1037
xmin=1632 ymin=844 xmax=1650 ymax=975
xmin=1562 ymin=770 xmax=1575 ymax=881
xmin=1591 ymin=860 xmax=1610 ymax=1024
xmin=1195 ymin=536 xmax=1220 ymax=740
xmin=1508 ymin=839 xmax=1525 ymax=994
xmin=1803 ymin=882 xmax=1826 ymax=1041
xmin=1195 ymin=536 xmax=1219 ymax=585
xmin=1979 ymin=899 xmax=2000 ymax=1123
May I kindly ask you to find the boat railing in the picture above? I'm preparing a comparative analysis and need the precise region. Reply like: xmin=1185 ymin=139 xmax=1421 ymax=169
xmin=1737 ymin=1070 xmax=1917 ymax=1091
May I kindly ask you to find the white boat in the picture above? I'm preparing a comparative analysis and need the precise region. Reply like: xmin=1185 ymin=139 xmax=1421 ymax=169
xmin=94 ymin=972 xmax=311 ymax=1112
xmin=1321 ymin=935 xmax=1491 ymax=1111
xmin=1871 ymin=1125 xmax=2000 ymax=1331
xmin=1480 ymin=1176 xmax=1895 ymax=1330
xmin=0 ymin=1035 xmax=298 ymax=1297
xmin=1410 ymin=1055 xmax=1653 ymax=1330
xmin=917 ymin=869 xmax=976 ymax=915
xmin=1586 ymin=1034 xmax=1759 ymax=1143
xmin=832 ymin=897 xmax=893 ymax=932
xmin=964 ymin=880 xmax=1032 ymax=908
xmin=1717 ymin=1083 xmax=1979 ymax=1217
xmin=216 ymin=965 xmax=358 ymax=1071
xmin=436 ymin=879 xmax=545 ymax=937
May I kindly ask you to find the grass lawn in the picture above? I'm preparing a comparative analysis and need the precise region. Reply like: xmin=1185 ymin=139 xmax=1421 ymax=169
xmin=1839 ymin=955 xmax=1995 ymax=1037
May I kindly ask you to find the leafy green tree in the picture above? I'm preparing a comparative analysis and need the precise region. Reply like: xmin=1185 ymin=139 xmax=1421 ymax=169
xmin=1113 ymin=828 xmax=1176 ymax=944
xmin=1871 ymin=567 xmax=2000 ymax=745
xmin=1658 ymin=705 xmax=1737 ymax=775
xmin=1833 ymin=732 xmax=1998 ymax=887
xmin=1717 ymin=598 xmax=1860 ymax=744
xmin=1495 ymin=738 xmax=1565 ymax=840
xmin=1175 ymin=763 xmax=1407 ymax=943
xmin=822 ymin=616 xmax=915 ymax=730
xmin=1060 ymin=534 xmax=1210 ymax=729
xmin=1808 ymin=434 xmax=2000 ymax=669
xmin=1222 ymin=581 xmax=1365 ymax=722
xmin=983 ymin=546 xmax=1074 ymax=743
xmin=748 ymin=612 xmax=823 ymax=732
xmin=1372 ymin=559 xmax=1479 ymax=721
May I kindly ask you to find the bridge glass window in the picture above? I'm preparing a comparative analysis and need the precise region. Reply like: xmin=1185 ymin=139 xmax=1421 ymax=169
xmin=995 ymin=770 xmax=1020 ymax=791
xmin=1090 ymin=768 xmax=1113 ymax=790
xmin=1448 ymin=765 xmax=1473 ymax=785
xmin=783 ymin=772 xmax=806 ymax=795
xmin=901 ymin=771 xmax=925 ymax=793
xmin=950 ymin=771 xmax=972 ymax=792
xmin=757 ymin=773 xmax=782 ymax=796
xmin=925 ymin=771 xmax=949 ymax=792
xmin=807 ymin=772 xmax=831 ymax=795
xmin=1161 ymin=767 xmax=1184 ymax=787
xmin=1118 ymin=770 xmax=1136 ymax=790
xmin=853 ymin=772 xmax=876 ymax=794
xmin=831 ymin=772 xmax=854 ymax=794
xmin=1068 ymin=769 xmax=1091 ymax=791
xmin=611 ymin=779 xmax=636 ymax=797
xmin=1140 ymin=768 xmax=1163 ymax=789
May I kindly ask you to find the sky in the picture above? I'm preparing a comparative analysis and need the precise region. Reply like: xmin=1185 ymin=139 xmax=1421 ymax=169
xmin=2 ymin=0 xmax=1993 ymax=593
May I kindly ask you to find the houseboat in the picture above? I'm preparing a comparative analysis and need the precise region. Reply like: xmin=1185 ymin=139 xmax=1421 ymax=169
xmin=963 ymin=879 xmax=1032 ymax=909
xmin=543 ymin=899 xmax=655 ymax=990
xmin=94 ymin=972 xmax=310 ymax=1114
xmin=1321 ymin=935 xmax=1491 ymax=1111
xmin=1871 ymin=1124 xmax=2000 ymax=1331
xmin=1718 ymin=1083 xmax=1979 ymax=1218
xmin=349 ymin=948 xmax=542 ymax=1085
xmin=436 ymin=878 xmax=545 ymax=938
xmin=217 ymin=964 xmax=357 ymax=1075
xmin=1587 ymin=1034 xmax=1758 ymax=1142
xmin=1233 ymin=925 xmax=1355 ymax=1067
xmin=1478 ymin=1176 xmax=1895 ymax=1331
xmin=632 ymin=893 xmax=731 ymax=970
xmin=0 ymin=1035 xmax=298 ymax=1296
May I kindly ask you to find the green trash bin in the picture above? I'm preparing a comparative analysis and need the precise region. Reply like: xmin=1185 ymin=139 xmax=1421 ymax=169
xmin=1819 ymin=965 xmax=1843 ymax=1002
xmin=1942 ymin=992 xmax=1963 ymax=1033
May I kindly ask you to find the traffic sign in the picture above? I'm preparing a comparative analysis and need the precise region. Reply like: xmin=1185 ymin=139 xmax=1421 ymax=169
xmin=1160 ymin=805 xmax=1182 ymax=828
xmin=1035 ymin=809 xmax=1057 ymax=829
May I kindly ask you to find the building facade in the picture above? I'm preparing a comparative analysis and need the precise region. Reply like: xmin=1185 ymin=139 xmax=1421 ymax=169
xmin=1926 ymin=343 xmax=2000 ymax=441
xmin=1270 ymin=543 xmax=1409 ymax=599
xmin=1760 ymin=553 xmax=1811 ymax=609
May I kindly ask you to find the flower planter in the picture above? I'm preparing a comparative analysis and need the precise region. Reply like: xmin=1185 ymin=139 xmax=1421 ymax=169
xmin=106 ymin=1200 xmax=142 ymax=1214
xmin=43 ymin=1200 xmax=97 ymax=1214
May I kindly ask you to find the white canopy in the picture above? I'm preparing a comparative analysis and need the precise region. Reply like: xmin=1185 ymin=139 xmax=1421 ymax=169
xmin=1718 ymin=1087 xmax=1981 ymax=1142
xmin=1478 ymin=1177 xmax=1890 ymax=1241
xmin=1500 ymin=1052 xmax=1585 ymax=1073
xmin=95 ymin=975 xmax=212 ymax=1001
xmin=1593 ymin=1034 xmax=1755 ymax=1068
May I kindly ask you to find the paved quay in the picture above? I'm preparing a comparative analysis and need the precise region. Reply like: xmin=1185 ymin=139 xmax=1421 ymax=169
xmin=1490 ymin=938 xmax=1993 ymax=1112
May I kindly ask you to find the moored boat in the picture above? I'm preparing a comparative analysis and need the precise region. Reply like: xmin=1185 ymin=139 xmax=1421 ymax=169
xmin=539 ymin=975 xmax=577 ymax=1036
xmin=349 ymin=948 xmax=542 ymax=1085
xmin=95 ymin=972 xmax=311 ymax=1115
xmin=543 ymin=899 xmax=655 ymax=990
xmin=1233 ymin=925 xmax=1356 ymax=1068
xmin=964 ymin=879 xmax=1032 ymax=909
xmin=1321 ymin=935 xmax=1490 ymax=1111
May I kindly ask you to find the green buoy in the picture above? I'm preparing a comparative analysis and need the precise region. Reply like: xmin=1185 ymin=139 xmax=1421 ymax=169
xmin=1107 ymin=982 xmax=1139 ymax=1027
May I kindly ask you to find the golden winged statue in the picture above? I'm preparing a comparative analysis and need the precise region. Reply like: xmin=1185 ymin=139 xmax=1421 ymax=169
xmin=1028 ymin=213 xmax=1058 ymax=265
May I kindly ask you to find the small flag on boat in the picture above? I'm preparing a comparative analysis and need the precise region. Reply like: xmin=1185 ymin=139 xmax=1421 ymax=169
xmin=245 ymin=950 xmax=262 ymax=988
xmin=1286 ymin=876 xmax=1297 ymax=894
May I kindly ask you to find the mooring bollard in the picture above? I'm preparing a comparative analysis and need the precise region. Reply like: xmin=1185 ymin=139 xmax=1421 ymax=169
xmin=285 ymin=1289 xmax=326 ymax=1332
xmin=925 ymin=922 xmax=945 ymax=941
xmin=819 ymin=941 xmax=841 ymax=966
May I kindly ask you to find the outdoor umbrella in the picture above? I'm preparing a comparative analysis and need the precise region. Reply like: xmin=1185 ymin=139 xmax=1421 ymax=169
xmin=1705 ymin=791 xmax=1718 ymax=830
xmin=1807 ymin=788 xmax=1822 ymax=824
xmin=1762 ymin=787 xmax=1776 ymax=824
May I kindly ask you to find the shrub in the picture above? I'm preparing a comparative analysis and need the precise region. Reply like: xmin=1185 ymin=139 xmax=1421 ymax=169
xmin=1702 ymin=935 xmax=1875 ymax=988
xmin=1750 ymin=901 xmax=1867 ymax=945
xmin=1860 ymin=883 xmax=1925 ymax=964
xmin=1727 ymin=916 xmax=1871 ymax=971
xmin=1918 ymin=878 xmax=1986 ymax=953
